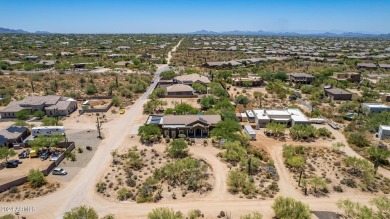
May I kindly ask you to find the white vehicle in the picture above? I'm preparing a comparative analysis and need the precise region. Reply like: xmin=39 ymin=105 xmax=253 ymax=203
xmin=32 ymin=126 xmax=65 ymax=137
xmin=244 ymin=125 xmax=256 ymax=140
xmin=52 ymin=168 xmax=67 ymax=175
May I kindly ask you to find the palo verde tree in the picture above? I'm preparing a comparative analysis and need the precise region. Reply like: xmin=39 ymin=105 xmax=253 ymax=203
xmin=272 ymin=196 xmax=311 ymax=219
xmin=138 ymin=124 xmax=162 ymax=143
xmin=166 ymin=138 xmax=188 ymax=158
xmin=366 ymin=146 xmax=390 ymax=175
xmin=147 ymin=207 xmax=183 ymax=219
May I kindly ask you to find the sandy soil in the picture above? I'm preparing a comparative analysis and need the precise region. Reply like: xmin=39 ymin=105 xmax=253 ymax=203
xmin=0 ymin=155 xmax=52 ymax=185
xmin=2 ymin=39 xmax=389 ymax=219
xmin=160 ymin=97 xmax=200 ymax=109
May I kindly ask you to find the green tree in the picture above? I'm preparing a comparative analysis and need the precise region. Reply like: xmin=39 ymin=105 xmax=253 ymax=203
xmin=160 ymin=71 xmax=176 ymax=80
xmin=274 ymin=72 xmax=288 ymax=81
xmin=347 ymin=132 xmax=370 ymax=147
xmin=227 ymin=170 xmax=247 ymax=193
xmin=337 ymin=199 xmax=374 ymax=219
xmin=309 ymin=176 xmax=328 ymax=193
xmin=210 ymin=119 xmax=241 ymax=141
xmin=265 ymin=122 xmax=286 ymax=137
xmin=235 ymin=95 xmax=249 ymax=106
xmin=166 ymin=139 xmax=188 ymax=158
xmin=27 ymin=169 xmax=47 ymax=188
xmin=41 ymin=117 xmax=62 ymax=126
xmin=112 ymin=96 xmax=122 ymax=107
xmin=0 ymin=147 xmax=17 ymax=163
xmin=148 ymin=207 xmax=183 ymax=219
xmin=138 ymin=124 xmax=162 ymax=143
xmin=367 ymin=146 xmax=390 ymax=175
xmin=272 ymin=196 xmax=311 ymax=219
xmin=33 ymin=110 xmax=46 ymax=119
xmin=199 ymin=95 xmax=216 ymax=109
xmin=86 ymin=84 xmax=97 ymax=95
xmin=63 ymin=205 xmax=99 ymax=219
xmin=16 ymin=109 xmax=30 ymax=120
xmin=151 ymin=87 xmax=167 ymax=98
xmin=0 ymin=214 xmax=15 ymax=219
xmin=192 ymin=82 xmax=206 ymax=94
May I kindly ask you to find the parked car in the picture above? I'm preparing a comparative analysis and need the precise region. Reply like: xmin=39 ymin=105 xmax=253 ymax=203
xmin=8 ymin=159 xmax=22 ymax=164
xmin=119 ymin=109 xmax=125 ymax=114
xmin=18 ymin=149 xmax=30 ymax=159
xmin=6 ymin=160 xmax=18 ymax=168
xmin=52 ymin=168 xmax=67 ymax=175
xmin=50 ymin=154 xmax=59 ymax=161
xmin=40 ymin=152 xmax=49 ymax=160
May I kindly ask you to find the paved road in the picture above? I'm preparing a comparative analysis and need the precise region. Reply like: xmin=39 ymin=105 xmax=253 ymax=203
xmin=0 ymin=40 xmax=181 ymax=219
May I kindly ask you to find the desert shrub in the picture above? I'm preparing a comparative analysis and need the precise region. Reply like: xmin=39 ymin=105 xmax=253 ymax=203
xmin=147 ymin=207 xmax=183 ymax=219
xmin=272 ymin=196 xmax=311 ymax=219
xmin=166 ymin=139 xmax=188 ymax=158
xmin=347 ymin=132 xmax=370 ymax=147
xmin=154 ymin=158 xmax=208 ymax=192
xmin=27 ymin=169 xmax=47 ymax=188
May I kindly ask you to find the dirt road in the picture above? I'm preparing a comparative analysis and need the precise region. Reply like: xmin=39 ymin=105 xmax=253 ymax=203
xmin=0 ymin=39 xmax=388 ymax=218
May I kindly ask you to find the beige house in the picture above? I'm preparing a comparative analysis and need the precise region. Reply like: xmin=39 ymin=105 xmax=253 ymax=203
xmin=146 ymin=114 xmax=221 ymax=138
xmin=0 ymin=95 xmax=77 ymax=118
xmin=166 ymin=84 xmax=194 ymax=96
xmin=174 ymin=73 xmax=211 ymax=85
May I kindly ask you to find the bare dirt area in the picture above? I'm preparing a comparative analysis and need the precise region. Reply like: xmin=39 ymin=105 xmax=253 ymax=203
xmin=96 ymin=137 xmax=214 ymax=203
xmin=0 ymin=155 xmax=52 ymax=185
xmin=0 ymin=180 xmax=61 ymax=203
xmin=160 ymin=97 xmax=200 ymax=109
xmin=88 ymin=99 xmax=112 ymax=110
xmin=48 ymin=129 xmax=102 ymax=183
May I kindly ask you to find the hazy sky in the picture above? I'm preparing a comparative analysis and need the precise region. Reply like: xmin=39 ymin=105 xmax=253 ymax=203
xmin=1 ymin=0 xmax=389 ymax=34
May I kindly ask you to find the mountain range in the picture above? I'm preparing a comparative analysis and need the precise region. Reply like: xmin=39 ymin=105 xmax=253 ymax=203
xmin=0 ymin=27 xmax=50 ymax=34
xmin=189 ymin=30 xmax=390 ymax=38
xmin=1 ymin=27 xmax=390 ymax=38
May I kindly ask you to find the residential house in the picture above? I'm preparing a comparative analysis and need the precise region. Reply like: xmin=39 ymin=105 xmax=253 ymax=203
xmin=232 ymin=77 xmax=263 ymax=87
xmin=289 ymin=73 xmax=315 ymax=84
xmin=253 ymin=108 xmax=310 ymax=129
xmin=324 ymin=88 xmax=352 ymax=101
xmin=0 ymin=126 xmax=30 ymax=147
xmin=362 ymin=103 xmax=390 ymax=114
xmin=331 ymin=72 xmax=361 ymax=83
xmin=378 ymin=125 xmax=390 ymax=140
xmin=174 ymin=74 xmax=211 ymax=86
xmin=38 ymin=60 xmax=56 ymax=67
xmin=356 ymin=63 xmax=377 ymax=69
xmin=379 ymin=64 xmax=390 ymax=69
xmin=0 ymin=95 xmax=77 ymax=118
xmin=166 ymin=84 xmax=194 ymax=96
xmin=146 ymin=114 xmax=221 ymax=138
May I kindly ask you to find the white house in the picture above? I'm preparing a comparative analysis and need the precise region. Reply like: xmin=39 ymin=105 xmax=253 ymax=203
xmin=362 ymin=103 xmax=390 ymax=114
xmin=378 ymin=125 xmax=390 ymax=140
xmin=253 ymin=108 xmax=310 ymax=129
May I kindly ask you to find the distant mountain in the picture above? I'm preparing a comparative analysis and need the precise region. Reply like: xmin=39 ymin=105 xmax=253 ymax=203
xmin=0 ymin=27 xmax=29 ymax=34
xmin=188 ymin=30 xmax=390 ymax=38
xmin=0 ymin=27 xmax=51 ymax=34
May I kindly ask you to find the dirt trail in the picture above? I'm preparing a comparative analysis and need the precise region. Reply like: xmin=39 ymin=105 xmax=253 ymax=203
xmin=190 ymin=145 xmax=235 ymax=201
xmin=1 ymin=39 xmax=390 ymax=218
